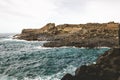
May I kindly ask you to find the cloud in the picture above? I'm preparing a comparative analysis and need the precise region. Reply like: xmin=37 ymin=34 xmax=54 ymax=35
xmin=0 ymin=0 xmax=120 ymax=33
xmin=52 ymin=0 xmax=89 ymax=15
xmin=51 ymin=0 xmax=120 ymax=23
xmin=0 ymin=0 xmax=57 ymax=18
xmin=0 ymin=0 xmax=58 ymax=33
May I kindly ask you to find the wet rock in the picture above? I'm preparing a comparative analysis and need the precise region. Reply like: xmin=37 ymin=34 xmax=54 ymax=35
xmin=61 ymin=73 xmax=74 ymax=80
xmin=61 ymin=48 xmax=120 ymax=80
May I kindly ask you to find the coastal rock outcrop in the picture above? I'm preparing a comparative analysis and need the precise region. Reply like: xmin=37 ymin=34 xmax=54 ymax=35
xmin=14 ymin=22 xmax=120 ymax=80
xmin=61 ymin=48 xmax=120 ymax=80
xmin=15 ymin=22 xmax=119 ymax=47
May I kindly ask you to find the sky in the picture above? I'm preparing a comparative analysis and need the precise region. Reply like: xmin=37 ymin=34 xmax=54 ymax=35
xmin=0 ymin=0 xmax=120 ymax=33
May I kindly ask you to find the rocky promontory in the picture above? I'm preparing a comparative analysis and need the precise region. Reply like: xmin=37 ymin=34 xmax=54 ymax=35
xmin=61 ymin=48 xmax=120 ymax=80
xmin=14 ymin=22 xmax=120 ymax=80
xmin=14 ymin=21 xmax=119 ymax=47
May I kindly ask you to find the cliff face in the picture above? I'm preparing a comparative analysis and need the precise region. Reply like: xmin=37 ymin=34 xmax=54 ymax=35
xmin=15 ymin=22 xmax=119 ymax=47
xmin=61 ymin=48 xmax=120 ymax=80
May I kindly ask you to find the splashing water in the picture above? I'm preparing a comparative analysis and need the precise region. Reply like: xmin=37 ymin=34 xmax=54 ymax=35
xmin=0 ymin=34 xmax=109 ymax=80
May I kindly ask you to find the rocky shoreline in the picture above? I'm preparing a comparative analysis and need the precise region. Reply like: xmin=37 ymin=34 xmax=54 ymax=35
xmin=14 ymin=21 xmax=119 ymax=48
xmin=14 ymin=21 xmax=120 ymax=80
xmin=61 ymin=48 xmax=120 ymax=80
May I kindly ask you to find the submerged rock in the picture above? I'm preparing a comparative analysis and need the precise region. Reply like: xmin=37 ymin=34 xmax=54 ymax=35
xmin=61 ymin=48 xmax=120 ymax=80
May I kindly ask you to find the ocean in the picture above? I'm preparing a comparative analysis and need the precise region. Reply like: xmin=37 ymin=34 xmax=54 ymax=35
xmin=0 ymin=33 xmax=109 ymax=80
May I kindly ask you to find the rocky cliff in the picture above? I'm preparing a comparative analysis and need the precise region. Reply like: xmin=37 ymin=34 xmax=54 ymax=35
xmin=14 ymin=21 xmax=119 ymax=48
xmin=61 ymin=48 xmax=120 ymax=80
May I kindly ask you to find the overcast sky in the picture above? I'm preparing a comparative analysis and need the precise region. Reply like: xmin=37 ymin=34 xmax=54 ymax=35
xmin=0 ymin=0 xmax=120 ymax=33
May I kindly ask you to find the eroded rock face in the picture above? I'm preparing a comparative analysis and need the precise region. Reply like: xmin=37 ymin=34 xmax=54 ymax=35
xmin=14 ymin=22 xmax=119 ymax=47
xmin=61 ymin=48 xmax=120 ymax=80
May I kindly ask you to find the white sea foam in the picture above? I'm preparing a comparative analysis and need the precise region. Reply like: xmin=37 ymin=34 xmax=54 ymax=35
xmin=61 ymin=65 xmax=76 ymax=75
xmin=93 ymin=62 xmax=96 ymax=64
xmin=0 ymin=74 xmax=60 ymax=80
xmin=80 ymin=47 xmax=110 ymax=49
xmin=59 ymin=46 xmax=76 ymax=48
xmin=36 ymin=46 xmax=53 ymax=49
xmin=0 ymin=38 xmax=49 ymax=44
xmin=0 ymin=74 xmax=17 ymax=80
xmin=59 ymin=46 xmax=110 ymax=49
xmin=99 ymin=47 xmax=110 ymax=49
xmin=0 ymin=38 xmax=27 ymax=42
xmin=0 ymin=74 xmax=61 ymax=80
xmin=36 ymin=46 xmax=77 ymax=50
xmin=23 ymin=76 xmax=60 ymax=80
xmin=0 ymin=34 xmax=110 ymax=80
xmin=23 ymin=65 xmax=76 ymax=80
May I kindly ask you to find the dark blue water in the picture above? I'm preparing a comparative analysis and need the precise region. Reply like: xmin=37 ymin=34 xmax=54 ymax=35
xmin=0 ymin=33 xmax=109 ymax=80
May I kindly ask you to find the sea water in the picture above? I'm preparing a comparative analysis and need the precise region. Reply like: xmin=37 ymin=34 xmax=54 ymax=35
xmin=0 ymin=33 xmax=109 ymax=80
